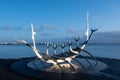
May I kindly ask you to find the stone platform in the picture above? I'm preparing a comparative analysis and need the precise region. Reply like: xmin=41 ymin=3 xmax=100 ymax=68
xmin=10 ymin=58 xmax=109 ymax=80
xmin=27 ymin=58 xmax=107 ymax=73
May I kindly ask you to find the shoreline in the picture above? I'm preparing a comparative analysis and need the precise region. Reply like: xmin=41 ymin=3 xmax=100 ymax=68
xmin=0 ymin=57 xmax=120 ymax=80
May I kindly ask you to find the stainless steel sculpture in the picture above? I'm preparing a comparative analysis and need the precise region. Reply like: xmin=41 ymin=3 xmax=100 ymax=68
xmin=17 ymin=13 xmax=98 ymax=73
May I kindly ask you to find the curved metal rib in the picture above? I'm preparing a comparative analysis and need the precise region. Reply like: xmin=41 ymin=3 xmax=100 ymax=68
xmin=52 ymin=43 xmax=58 ymax=55
xmin=79 ymin=54 xmax=92 ymax=70
xmin=68 ymin=28 xmax=98 ymax=55
xmin=64 ymin=59 xmax=76 ymax=72
xmin=54 ymin=60 xmax=64 ymax=73
xmin=81 ymin=49 xmax=98 ymax=69
xmin=60 ymin=43 xmax=66 ymax=54
xmin=45 ymin=42 xmax=51 ymax=55
xmin=30 ymin=23 xmax=43 ymax=59
xmin=73 ymin=58 xmax=84 ymax=69
xmin=70 ymin=29 xmax=98 ymax=69
xmin=68 ymin=45 xmax=97 ymax=70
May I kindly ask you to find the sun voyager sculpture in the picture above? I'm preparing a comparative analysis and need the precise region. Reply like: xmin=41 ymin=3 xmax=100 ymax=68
xmin=17 ymin=13 xmax=99 ymax=73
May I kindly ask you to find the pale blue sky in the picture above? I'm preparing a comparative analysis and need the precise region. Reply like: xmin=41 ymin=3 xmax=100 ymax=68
xmin=0 ymin=0 xmax=120 ymax=42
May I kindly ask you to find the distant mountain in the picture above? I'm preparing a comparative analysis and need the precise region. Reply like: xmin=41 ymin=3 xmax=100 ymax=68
xmin=0 ymin=42 xmax=18 ymax=45
xmin=89 ymin=31 xmax=120 ymax=44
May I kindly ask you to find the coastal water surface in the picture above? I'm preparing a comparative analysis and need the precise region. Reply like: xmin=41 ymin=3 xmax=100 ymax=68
xmin=0 ymin=44 xmax=120 ymax=59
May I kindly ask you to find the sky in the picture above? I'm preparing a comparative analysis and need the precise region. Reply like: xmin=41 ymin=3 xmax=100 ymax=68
xmin=0 ymin=0 xmax=120 ymax=43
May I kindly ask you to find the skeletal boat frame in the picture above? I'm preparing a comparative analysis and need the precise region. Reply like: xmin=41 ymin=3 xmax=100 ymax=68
xmin=17 ymin=13 xmax=98 ymax=73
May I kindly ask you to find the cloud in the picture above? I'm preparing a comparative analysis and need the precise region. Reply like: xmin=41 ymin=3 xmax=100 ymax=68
xmin=40 ymin=33 xmax=53 ymax=36
xmin=67 ymin=28 xmax=76 ymax=34
xmin=37 ymin=24 xmax=57 ymax=37
xmin=0 ymin=26 xmax=22 ymax=31
xmin=92 ymin=16 xmax=100 ymax=20
xmin=39 ymin=24 xmax=56 ymax=32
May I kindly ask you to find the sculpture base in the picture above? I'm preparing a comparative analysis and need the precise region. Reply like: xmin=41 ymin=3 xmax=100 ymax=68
xmin=10 ymin=57 xmax=108 ymax=80
xmin=27 ymin=58 xmax=107 ymax=73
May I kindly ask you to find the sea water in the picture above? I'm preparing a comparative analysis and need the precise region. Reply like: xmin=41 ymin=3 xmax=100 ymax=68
xmin=0 ymin=44 xmax=120 ymax=59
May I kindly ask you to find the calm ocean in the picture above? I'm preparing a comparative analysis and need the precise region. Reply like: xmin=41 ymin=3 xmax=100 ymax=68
xmin=0 ymin=44 xmax=120 ymax=59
